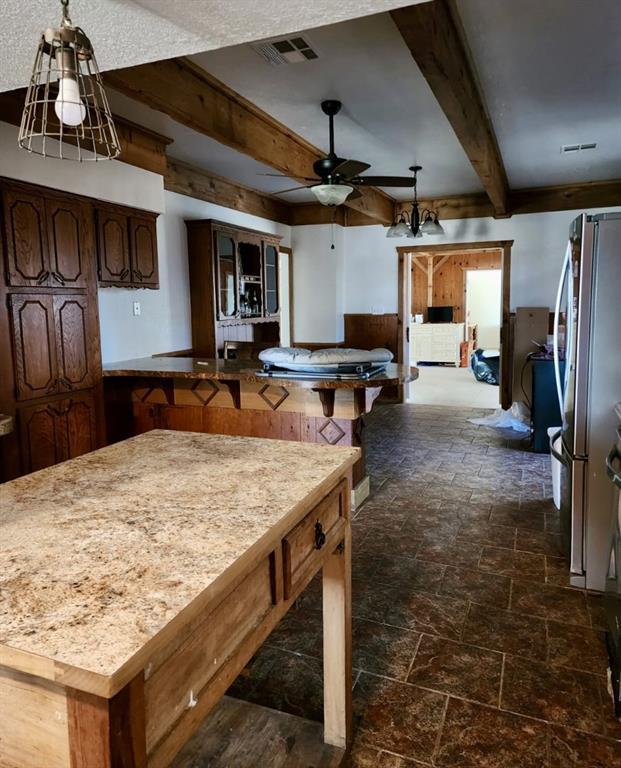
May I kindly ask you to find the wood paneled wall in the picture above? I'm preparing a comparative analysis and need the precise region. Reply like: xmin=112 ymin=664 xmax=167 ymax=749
xmin=411 ymin=250 xmax=501 ymax=322
xmin=344 ymin=314 xmax=400 ymax=399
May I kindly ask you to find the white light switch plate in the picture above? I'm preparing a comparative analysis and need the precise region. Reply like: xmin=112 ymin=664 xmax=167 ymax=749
xmin=133 ymin=301 xmax=141 ymax=316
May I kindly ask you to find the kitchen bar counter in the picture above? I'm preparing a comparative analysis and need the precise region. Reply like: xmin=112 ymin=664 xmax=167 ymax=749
xmin=0 ymin=430 xmax=357 ymax=767
xmin=103 ymin=356 xmax=416 ymax=508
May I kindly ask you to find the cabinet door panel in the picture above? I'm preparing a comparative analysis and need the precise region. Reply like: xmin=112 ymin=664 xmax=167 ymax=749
xmin=97 ymin=209 xmax=130 ymax=284
xmin=130 ymin=216 xmax=158 ymax=286
xmin=46 ymin=197 xmax=88 ymax=287
xmin=9 ymin=295 xmax=58 ymax=401
xmin=18 ymin=403 xmax=63 ymax=473
xmin=54 ymin=295 xmax=94 ymax=392
xmin=63 ymin=393 xmax=98 ymax=459
xmin=3 ymin=190 xmax=50 ymax=286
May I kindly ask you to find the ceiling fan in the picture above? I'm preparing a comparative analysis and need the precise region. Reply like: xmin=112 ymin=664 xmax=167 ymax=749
xmin=259 ymin=100 xmax=421 ymax=205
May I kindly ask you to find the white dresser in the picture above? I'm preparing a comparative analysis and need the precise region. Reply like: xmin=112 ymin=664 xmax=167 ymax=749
xmin=411 ymin=322 xmax=465 ymax=366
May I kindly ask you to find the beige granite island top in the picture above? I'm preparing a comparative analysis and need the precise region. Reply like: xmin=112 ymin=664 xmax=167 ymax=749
xmin=0 ymin=430 xmax=357 ymax=694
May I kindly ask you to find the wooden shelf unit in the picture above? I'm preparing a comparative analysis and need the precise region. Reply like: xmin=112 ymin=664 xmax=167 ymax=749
xmin=186 ymin=219 xmax=282 ymax=357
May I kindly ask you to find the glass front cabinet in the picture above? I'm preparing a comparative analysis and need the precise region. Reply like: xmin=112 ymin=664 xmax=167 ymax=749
xmin=264 ymin=244 xmax=279 ymax=316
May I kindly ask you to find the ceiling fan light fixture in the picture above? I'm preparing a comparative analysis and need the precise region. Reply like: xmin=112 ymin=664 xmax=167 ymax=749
xmin=18 ymin=0 xmax=121 ymax=160
xmin=311 ymin=183 xmax=353 ymax=206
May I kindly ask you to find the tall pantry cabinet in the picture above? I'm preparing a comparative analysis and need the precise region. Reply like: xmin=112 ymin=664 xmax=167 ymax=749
xmin=0 ymin=178 xmax=104 ymax=480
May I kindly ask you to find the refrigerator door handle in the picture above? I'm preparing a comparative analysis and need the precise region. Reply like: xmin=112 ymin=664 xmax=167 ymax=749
xmin=549 ymin=428 xmax=569 ymax=465
xmin=606 ymin=444 xmax=621 ymax=489
xmin=553 ymin=242 xmax=571 ymax=414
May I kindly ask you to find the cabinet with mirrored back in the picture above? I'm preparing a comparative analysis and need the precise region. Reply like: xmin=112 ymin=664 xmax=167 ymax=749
xmin=186 ymin=219 xmax=282 ymax=358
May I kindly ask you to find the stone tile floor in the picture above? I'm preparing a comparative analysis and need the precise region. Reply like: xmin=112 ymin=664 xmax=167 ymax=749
xmin=229 ymin=404 xmax=621 ymax=767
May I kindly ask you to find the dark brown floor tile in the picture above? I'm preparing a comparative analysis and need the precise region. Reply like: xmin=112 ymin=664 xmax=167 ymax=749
xmin=295 ymin=573 xmax=322 ymax=610
xmin=229 ymin=646 xmax=324 ymax=721
xmin=599 ymin=678 xmax=621 ymax=740
xmin=489 ymin=507 xmax=545 ymax=531
xmin=382 ymin=591 xmax=469 ymax=640
xmin=501 ymin=655 xmax=603 ymax=733
xmin=547 ymin=620 xmax=609 ymax=675
xmin=545 ymin=555 xmax=572 ymax=587
xmin=267 ymin=605 xmax=323 ymax=658
xmin=479 ymin=547 xmax=546 ymax=581
xmin=549 ymin=725 xmax=621 ymax=768
xmin=435 ymin=698 xmax=547 ymax=768
xmin=407 ymin=634 xmax=502 ymax=705
xmin=439 ymin=567 xmax=511 ymax=608
xmin=372 ymin=557 xmax=447 ymax=593
xmin=510 ymin=580 xmax=590 ymax=625
xmin=356 ymin=530 xmax=422 ymax=560
xmin=416 ymin=538 xmax=483 ymax=569
xmin=352 ymin=619 xmax=421 ymax=681
xmin=587 ymin=592 xmax=609 ymax=630
xmin=348 ymin=740 xmax=382 ymax=768
xmin=515 ymin=529 xmax=564 ymax=556
xmin=463 ymin=603 xmax=547 ymax=660
xmin=353 ymin=673 xmax=446 ymax=762
xmin=545 ymin=512 xmax=561 ymax=532
xmin=457 ymin=520 xmax=516 ymax=548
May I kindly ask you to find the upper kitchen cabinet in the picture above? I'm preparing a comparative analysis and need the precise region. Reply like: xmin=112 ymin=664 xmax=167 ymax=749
xmin=129 ymin=214 xmax=159 ymax=287
xmin=2 ymin=184 xmax=93 ymax=289
xmin=96 ymin=204 xmax=159 ymax=288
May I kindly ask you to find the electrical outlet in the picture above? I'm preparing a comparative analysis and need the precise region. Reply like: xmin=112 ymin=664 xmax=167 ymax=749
xmin=133 ymin=301 xmax=141 ymax=316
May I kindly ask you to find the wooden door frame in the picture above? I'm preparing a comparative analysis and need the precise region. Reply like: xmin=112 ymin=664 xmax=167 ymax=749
xmin=279 ymin=246 xmax=294 ymax=346
xmin=397 ymin=240 xmax=514 ymax=408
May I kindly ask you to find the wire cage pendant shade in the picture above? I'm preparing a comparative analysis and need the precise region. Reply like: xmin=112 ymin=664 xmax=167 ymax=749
xmin=18 ymin=0 xmax=121 ymax=161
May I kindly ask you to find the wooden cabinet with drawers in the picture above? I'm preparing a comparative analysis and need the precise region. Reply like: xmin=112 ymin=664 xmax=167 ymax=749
xmin=410 ymin=322 xmax=465 ymax=367
xmin=0 ymin=177 xmax=105 ymax=480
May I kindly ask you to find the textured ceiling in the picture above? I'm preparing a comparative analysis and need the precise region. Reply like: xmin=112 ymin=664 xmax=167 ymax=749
xmin=456 ymin=0 xmax=621 ymax=187
xmin=0 ymin=0 xmax=418 ymax=93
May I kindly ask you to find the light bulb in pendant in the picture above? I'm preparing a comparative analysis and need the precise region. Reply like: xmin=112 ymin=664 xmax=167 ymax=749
xmin=54 ymin=77 xmax=86 ymax=126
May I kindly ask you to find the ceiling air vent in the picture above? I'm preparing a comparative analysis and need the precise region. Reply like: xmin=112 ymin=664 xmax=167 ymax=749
xmin=252 ymin=36 xmax=318 ymax=67
xmin=561 ymin=142 xmax=597 ymax=154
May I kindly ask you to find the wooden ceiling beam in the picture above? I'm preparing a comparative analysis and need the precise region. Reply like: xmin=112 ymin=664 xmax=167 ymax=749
xmin=509 ymin=179 xmax=621 ymax=215
xmin=391 ymin=0 xmax=510 ymax=216
xmin=0 ymin=89 xmax=172 ymax=176
xmin=165 ymin=159 xmax=292 ymax=225
xmin=104 ymin=57 xmax=394 ymax=225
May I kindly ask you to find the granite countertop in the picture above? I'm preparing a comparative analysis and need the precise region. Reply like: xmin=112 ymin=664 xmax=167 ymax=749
xmin=0 ymin=414 xmax=13 ymax=436
xmin=102 ymin=356 xmax=417 ymax=389
xmin=0 ymin=431 xmax=357 ymax=681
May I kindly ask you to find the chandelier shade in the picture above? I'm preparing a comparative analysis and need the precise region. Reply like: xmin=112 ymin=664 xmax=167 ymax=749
xmin=18 ymin=0 xmax=121 ymax=161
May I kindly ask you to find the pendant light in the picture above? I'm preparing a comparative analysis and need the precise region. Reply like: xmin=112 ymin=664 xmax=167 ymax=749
xmin=18 ymin=0 xmax=121 ymax=160
xmin=420 ymin=209 xmax=445 ymax=236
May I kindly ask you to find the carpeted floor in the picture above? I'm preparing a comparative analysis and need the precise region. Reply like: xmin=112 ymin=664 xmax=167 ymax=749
xmin=228 ymin=403 xmax=620 ymax=767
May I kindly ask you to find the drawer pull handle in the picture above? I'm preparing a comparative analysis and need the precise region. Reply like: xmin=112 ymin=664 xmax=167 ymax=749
xmin=314 ymin=521 xmax=326 ymax=550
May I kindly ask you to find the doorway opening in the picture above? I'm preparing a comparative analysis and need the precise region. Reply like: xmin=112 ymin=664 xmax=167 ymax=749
xmin=397 ymin=241 xmax=513 ymax=409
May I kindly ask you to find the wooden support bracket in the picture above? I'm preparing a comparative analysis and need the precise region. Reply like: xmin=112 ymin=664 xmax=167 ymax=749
xmin=313 ymin=389 xmax=336 ymax=418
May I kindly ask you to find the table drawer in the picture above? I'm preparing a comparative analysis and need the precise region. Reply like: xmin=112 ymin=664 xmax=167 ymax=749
xmin=282 ymin=480 xmax=347 ymax=599
xmin=144 ymin=556 xmax=273 ymax=754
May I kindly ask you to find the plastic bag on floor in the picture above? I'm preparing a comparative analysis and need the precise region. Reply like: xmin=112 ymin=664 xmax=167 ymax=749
xmin=469 ymin=402 xmax=531 ymax=433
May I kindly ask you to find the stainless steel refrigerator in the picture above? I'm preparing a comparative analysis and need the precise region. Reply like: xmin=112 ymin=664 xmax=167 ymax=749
xmin=552 ymin=212 xmax=621 ymax=591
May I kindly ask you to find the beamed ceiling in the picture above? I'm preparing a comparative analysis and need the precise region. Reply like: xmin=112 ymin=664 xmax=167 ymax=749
xmin=1 ymin=0 xmax=619 ymax=223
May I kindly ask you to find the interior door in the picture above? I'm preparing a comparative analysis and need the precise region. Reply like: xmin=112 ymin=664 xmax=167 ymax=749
xmin=3 ymin=188 xmax=50 ymax=287
xmin=46 ymin=196 xmax=88 ymax=288
xmin=9 ymin=294 xmax=58 ymax=401
xmin=54 ymin=295 xmax=94 ymax=392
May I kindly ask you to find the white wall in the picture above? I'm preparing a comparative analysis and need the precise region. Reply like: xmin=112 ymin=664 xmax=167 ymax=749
xmin=466 ymin=269 xmax=501 ymax=348
xmin=99 ymin=192 xmax=291 ymax=362
xmin=344 ymin=206 xmax=621 ymax=316
xmin=0 ymin=121 xmax=165 ymax=212
xmin=291 ymin=223 xmax=345 ymax=343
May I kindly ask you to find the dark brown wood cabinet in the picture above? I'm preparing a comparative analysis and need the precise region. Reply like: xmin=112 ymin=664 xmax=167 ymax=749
xmin=1 ymin=177 xmax=105 ymax=481
xmin=186 ymin=219 xmax=281 ymax=357
xmin=97 ymin=205 xmax=158 ymax=288
xmin=18 ymin=391 xmax=98 ymax=474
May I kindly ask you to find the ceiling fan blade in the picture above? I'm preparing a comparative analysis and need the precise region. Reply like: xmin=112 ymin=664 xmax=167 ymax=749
xmin=332 ymin=159 xmax=371 ymax=179
xmin=347 ymin=187 xmax=362 ymax=200
xmin=274 ymin=184 xmax=314 ymax=194
xmin=352 ymin=175 xmax=416 ymax=187
xmin=257 ymin=173 xmax=319 ymax=182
